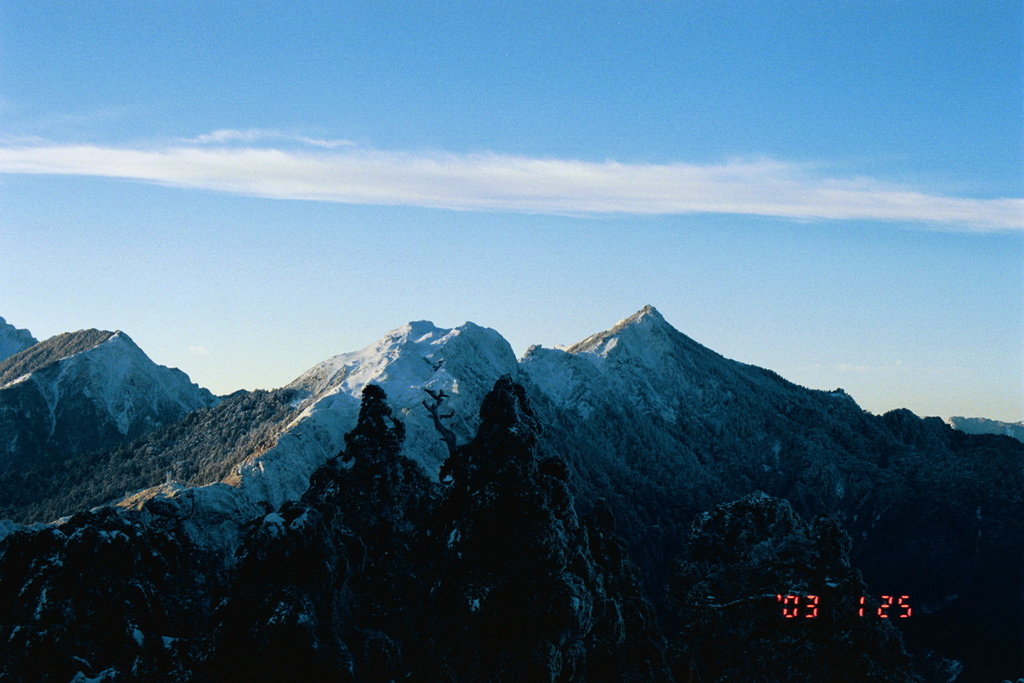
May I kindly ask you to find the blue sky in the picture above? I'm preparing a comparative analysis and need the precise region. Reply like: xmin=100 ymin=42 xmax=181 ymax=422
xmin=1 ymin=1 xmax=1021 ymax=421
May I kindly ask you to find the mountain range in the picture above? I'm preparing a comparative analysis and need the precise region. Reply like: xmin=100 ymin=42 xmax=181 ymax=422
xmin=0 ymin=307 xmax=1020 ymax=682
xmin=945 ymin=416 xmax=1024 ymax=442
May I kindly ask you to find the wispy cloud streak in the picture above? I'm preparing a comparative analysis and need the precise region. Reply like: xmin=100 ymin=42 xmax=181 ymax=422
xmin=0 ymin=136 xmax=1020 ymax=231
xmin=184 ymin=128 xmax=356 ymax=149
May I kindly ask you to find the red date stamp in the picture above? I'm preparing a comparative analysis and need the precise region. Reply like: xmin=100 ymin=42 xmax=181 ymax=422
xmin=776 ymin=594 xmax=911 ymax=619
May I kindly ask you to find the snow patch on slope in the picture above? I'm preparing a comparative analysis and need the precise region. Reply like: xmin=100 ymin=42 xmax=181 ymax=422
xmin=519 ymin=345 xmax=604 ymax=420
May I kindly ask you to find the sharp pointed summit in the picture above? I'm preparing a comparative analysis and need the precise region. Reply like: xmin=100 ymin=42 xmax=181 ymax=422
xmin=561 ymin=305 xmax=718 ymax=370
xmin=615 ymin=304 xmax=668 ymax=328
xmin=565 ymin=305 xmax=667 ymax=348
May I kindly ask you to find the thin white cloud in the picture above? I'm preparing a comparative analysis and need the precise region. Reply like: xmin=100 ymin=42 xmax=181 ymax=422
xmin=0 ymin=137 xmax=1020 ymax=231
xmin=186 ymin=128 xmax=356 ymax=149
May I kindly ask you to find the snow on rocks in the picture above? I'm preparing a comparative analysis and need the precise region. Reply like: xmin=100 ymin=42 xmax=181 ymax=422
xmin=122 ymin=319 xmax=519 ymax=551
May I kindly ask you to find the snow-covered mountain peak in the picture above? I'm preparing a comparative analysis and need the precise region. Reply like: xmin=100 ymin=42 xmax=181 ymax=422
xmin=287 ymin=319 xmax=514 ymax=401
xmin=617 ymin=304 xmax=667 ymax=329
xmin=0 ymin=325 xmax=217 ymax=505
xmin=62 ymin=330 xmax=218 ymax=432
xmin=0 ymin=329 xmax=157 ymax=390
xmin=0 ymin=317 xmax=38 ymax=363
xmin=396 ymin=319 xmax=446 ymax=344
xmin=220 ymin=319 xmax=522 ymax=516
xmin=561 ymin=304 xmax=708 ymax=373
xmin=520 ymin=305 xmax=763 ymax=427
xmin=0 ymin=329 xmax=115 ymax=388
xmin=289 ymin=318 xmax=518 ymax=427
xmin=95 ymin=330 xmax=142 ymax=356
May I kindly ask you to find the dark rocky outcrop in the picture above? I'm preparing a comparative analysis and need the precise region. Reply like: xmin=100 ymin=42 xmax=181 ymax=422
xmin=668 ymin=493 xmax=921 ymax=682
xmin=0 ymin=505 xmax=211 ymax=681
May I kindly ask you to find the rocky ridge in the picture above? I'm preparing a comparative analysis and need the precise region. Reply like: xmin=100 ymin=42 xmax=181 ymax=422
xmin=0 ymin=316 xmax=36 ymax=362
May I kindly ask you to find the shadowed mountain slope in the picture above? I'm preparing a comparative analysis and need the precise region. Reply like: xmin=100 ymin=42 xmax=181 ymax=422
xmin=0 ymin=329 xmax=218 ymax=522
xmin=0 ymin=329 xmax=217 ymax=471
xmin=0 ymin=316 xmax=37 ymax=363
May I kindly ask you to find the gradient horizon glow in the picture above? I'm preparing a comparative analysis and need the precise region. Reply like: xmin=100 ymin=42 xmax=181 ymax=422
xmin=1 ymin=2 xmax=1021 ymax=421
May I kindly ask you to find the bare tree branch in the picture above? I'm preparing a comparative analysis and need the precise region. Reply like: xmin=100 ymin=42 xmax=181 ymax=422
xmin=422 ymin=389 xmax=458 ymax=459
